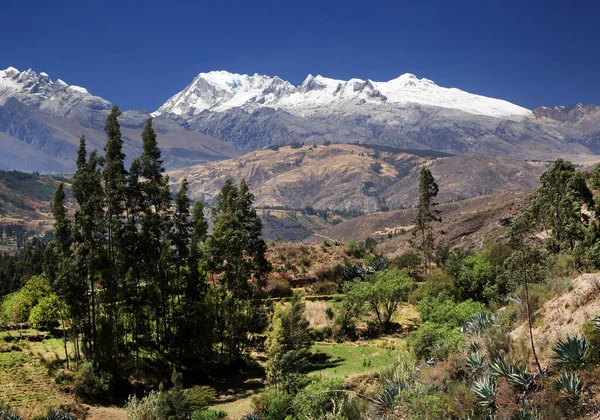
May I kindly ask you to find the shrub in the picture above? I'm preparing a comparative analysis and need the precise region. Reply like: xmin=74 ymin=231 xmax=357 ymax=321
xmin=409 ymin=270 xmax=454 ymax=303
xmin=395 ymin=390 xmax=451 ymax=420
xmin=446 ymin=252 xmax=505 ymax=303
xmin=391 ymin=252 xmax=422 ymax=278
xmin=416 ymin=296 xmax=484 ymax=328
xmin=29 ymin=294 xmax=60 ymax=330
xmin=73 ymin=363 xmax=114 ymax=400
xmin=293 ymin=378 xmax=345 ymax=419
xmin=191 ymin=409 xmax=227 ymax=420
xmin=252 ymin=389 xmax=293 ymax=420
xmin=580 ymin=319 xmax=600 ymax=363
xmin=126 ymin=390 xmax=160 ymax=420
xmin=186 ymin=386 xmax=217 ymax=411
xmin=408 ymin=322 xmax=462 ymax=361
xmin=265 ymin=278 xmax=293 ymax=298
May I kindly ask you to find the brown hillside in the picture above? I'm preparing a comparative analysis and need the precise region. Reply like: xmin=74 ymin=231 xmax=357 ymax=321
xmin=305 ymin=193 xmax=528 ymax=255
xmin=168 ymin=144 xmax=543 ymax=215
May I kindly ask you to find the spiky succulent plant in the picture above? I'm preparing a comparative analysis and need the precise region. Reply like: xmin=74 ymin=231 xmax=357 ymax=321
xmin=555 ymin=372 xmax=583 ymax=400
xmin=551 ymin=335 xmax=588 ymax=371
xmin=471 ymin=376 xmax=497 ymax=410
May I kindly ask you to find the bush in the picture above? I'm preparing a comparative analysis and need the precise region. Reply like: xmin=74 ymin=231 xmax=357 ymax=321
xmin=265 ymin=278 xmax=293 ymax=298
xmin=186 ymin=386 xmax=217 ymax=411
xmin=293 ymin=378 xmax=345 ymax=419
xmin=446 ymin=252 xmax=504 ymax=303
xmin=29 ymin=294 xmax=60 ymax=330
xmin=1 ymin=276 xmax=53 ymax=324
xmin=408 ymin=322 xmax=462 ymax=361
xmin=73 ymin=363 xmax=114 ymax=400
xmin=409 ymin=270 xmax=455 ymax=303
xmin=416 ymin=296 xmax=484 ymax=328
xmin=191 ymin=408 xmax=227 ymax=420
xmin=252 ymin=389 xmax=293 ymax=420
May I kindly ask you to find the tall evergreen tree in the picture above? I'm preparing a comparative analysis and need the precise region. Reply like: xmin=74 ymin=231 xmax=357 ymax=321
xmin=139 ymin=118 xmax=172 ymax=350
xmin=207 ymin=179 xmax=270 ymax=363
xmin=411 ymin=168 xmax=441 ymax=271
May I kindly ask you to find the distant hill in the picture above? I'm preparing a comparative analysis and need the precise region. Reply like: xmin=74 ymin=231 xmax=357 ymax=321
xmin=168 ymin=144 xmax=544 ymax=214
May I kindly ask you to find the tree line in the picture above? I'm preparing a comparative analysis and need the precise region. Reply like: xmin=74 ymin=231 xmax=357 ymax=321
xmin=45 ymin=105 xmax=271 ymax=375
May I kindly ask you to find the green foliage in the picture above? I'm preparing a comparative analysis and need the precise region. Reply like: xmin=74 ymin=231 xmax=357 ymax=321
xmin=512 ymin=158 xmax=594 ymax=253
xmin=446 ymin=252 xmax=504 ymax=303
xmin=191 ymin=409 xmax=227 ymax=420
xmin=366 ymin=268 xmax=414 ymax=330
xmin=29 ymin=294 xmax=60 ymax=330
xmin=417 ymin=296 xmax=484 ymax=328
xmin=411 ymin=168 xmax=441 ymax=269
xmin=185 ymin=386 xmax=217 ymax=411
xmin=252 ymin=389 xmax=293 ymax=420
xmin=408 ymin=322 xmax=462 ymax=361
xmin=2 ymin=276 xmax=54 ymax=324
xmin=391 ymin=252 xmax=423 ymax=278
xmin=73 ymin=362 xmax=114 ymax=400
xmin=265 ymin=293 xmax=313 ymax=384
xmin=551 ymin=335 xmax=588 ymax=371
xmin=335 ymin=281 xmax=368 ymax=337
xmin=293 ymin=378 xmax=345 ymax=419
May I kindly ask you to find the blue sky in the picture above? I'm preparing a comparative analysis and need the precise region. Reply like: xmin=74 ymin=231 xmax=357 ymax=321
xmin=1 ymin=0 xmax=598 ymax=111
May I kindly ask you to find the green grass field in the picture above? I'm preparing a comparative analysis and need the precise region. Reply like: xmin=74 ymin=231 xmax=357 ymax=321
xmin=309 ymin=341 xmax=404 ymax=378
xmin=0 ymin=331 xmax=77 ymax=418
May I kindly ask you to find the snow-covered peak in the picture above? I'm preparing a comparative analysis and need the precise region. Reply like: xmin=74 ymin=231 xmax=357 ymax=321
xmin=153 ymin=70 xmax=295 ymax=117
xmin=0 ymin=66 xmax=111 ymax=119
xmin=154 ymin=71 xmax=532 ymax=119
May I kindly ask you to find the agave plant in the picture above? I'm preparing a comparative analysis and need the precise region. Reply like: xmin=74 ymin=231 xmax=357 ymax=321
xmin=555 ymin=372 xmax=583 ymax=401
xmin=551 ymin=335 xmax=588 ymax=370
xmin=489 ymin=357 xmax=517 ymax=379
xmin=42 ymin=411 xmax=75 ymax=420
xmin=506 ymin=368 xmax=534 ymax=392
xmin=591 ymin=315 xmax=600 ymax=331
xmin=0 ymin=407 xmax=23 ymax=420
xmin=375 ymin=381 xmax=412 ymax=412
xmin=466 ymin=352 xmax=486 ymax=374
xmin=471 ymin=376 xmax=497 ymax=410
xmin=241 ymin=414 xmax=261 ymax=420
xmin=462 ymin=312 xmax=499 ymax=335
xmin=513 ymin=404 xmax=540 ymax=420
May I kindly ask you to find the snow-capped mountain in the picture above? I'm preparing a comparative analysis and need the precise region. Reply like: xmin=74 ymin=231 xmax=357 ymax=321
xmin=0 ymin=67 xmax=112 ymax=127
xmin=0 ymin=66 xmax=599 ymax=172
xmin=0 ymin=67 xmax=242 ymax=172
xmin=154 ymin=71 xmax=531 ymax=119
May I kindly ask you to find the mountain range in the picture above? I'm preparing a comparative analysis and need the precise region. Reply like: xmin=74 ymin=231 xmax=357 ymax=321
xmin=1 ymin=67 xmax=600 ymax=173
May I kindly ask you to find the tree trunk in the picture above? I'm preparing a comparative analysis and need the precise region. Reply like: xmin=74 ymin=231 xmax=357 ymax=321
xmin=525 ymin=277 xmax=542 ymax=374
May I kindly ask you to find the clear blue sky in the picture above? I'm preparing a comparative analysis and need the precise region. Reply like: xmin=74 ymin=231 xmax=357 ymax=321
xmin=1 ymin=0 xmax=598 ymax=111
